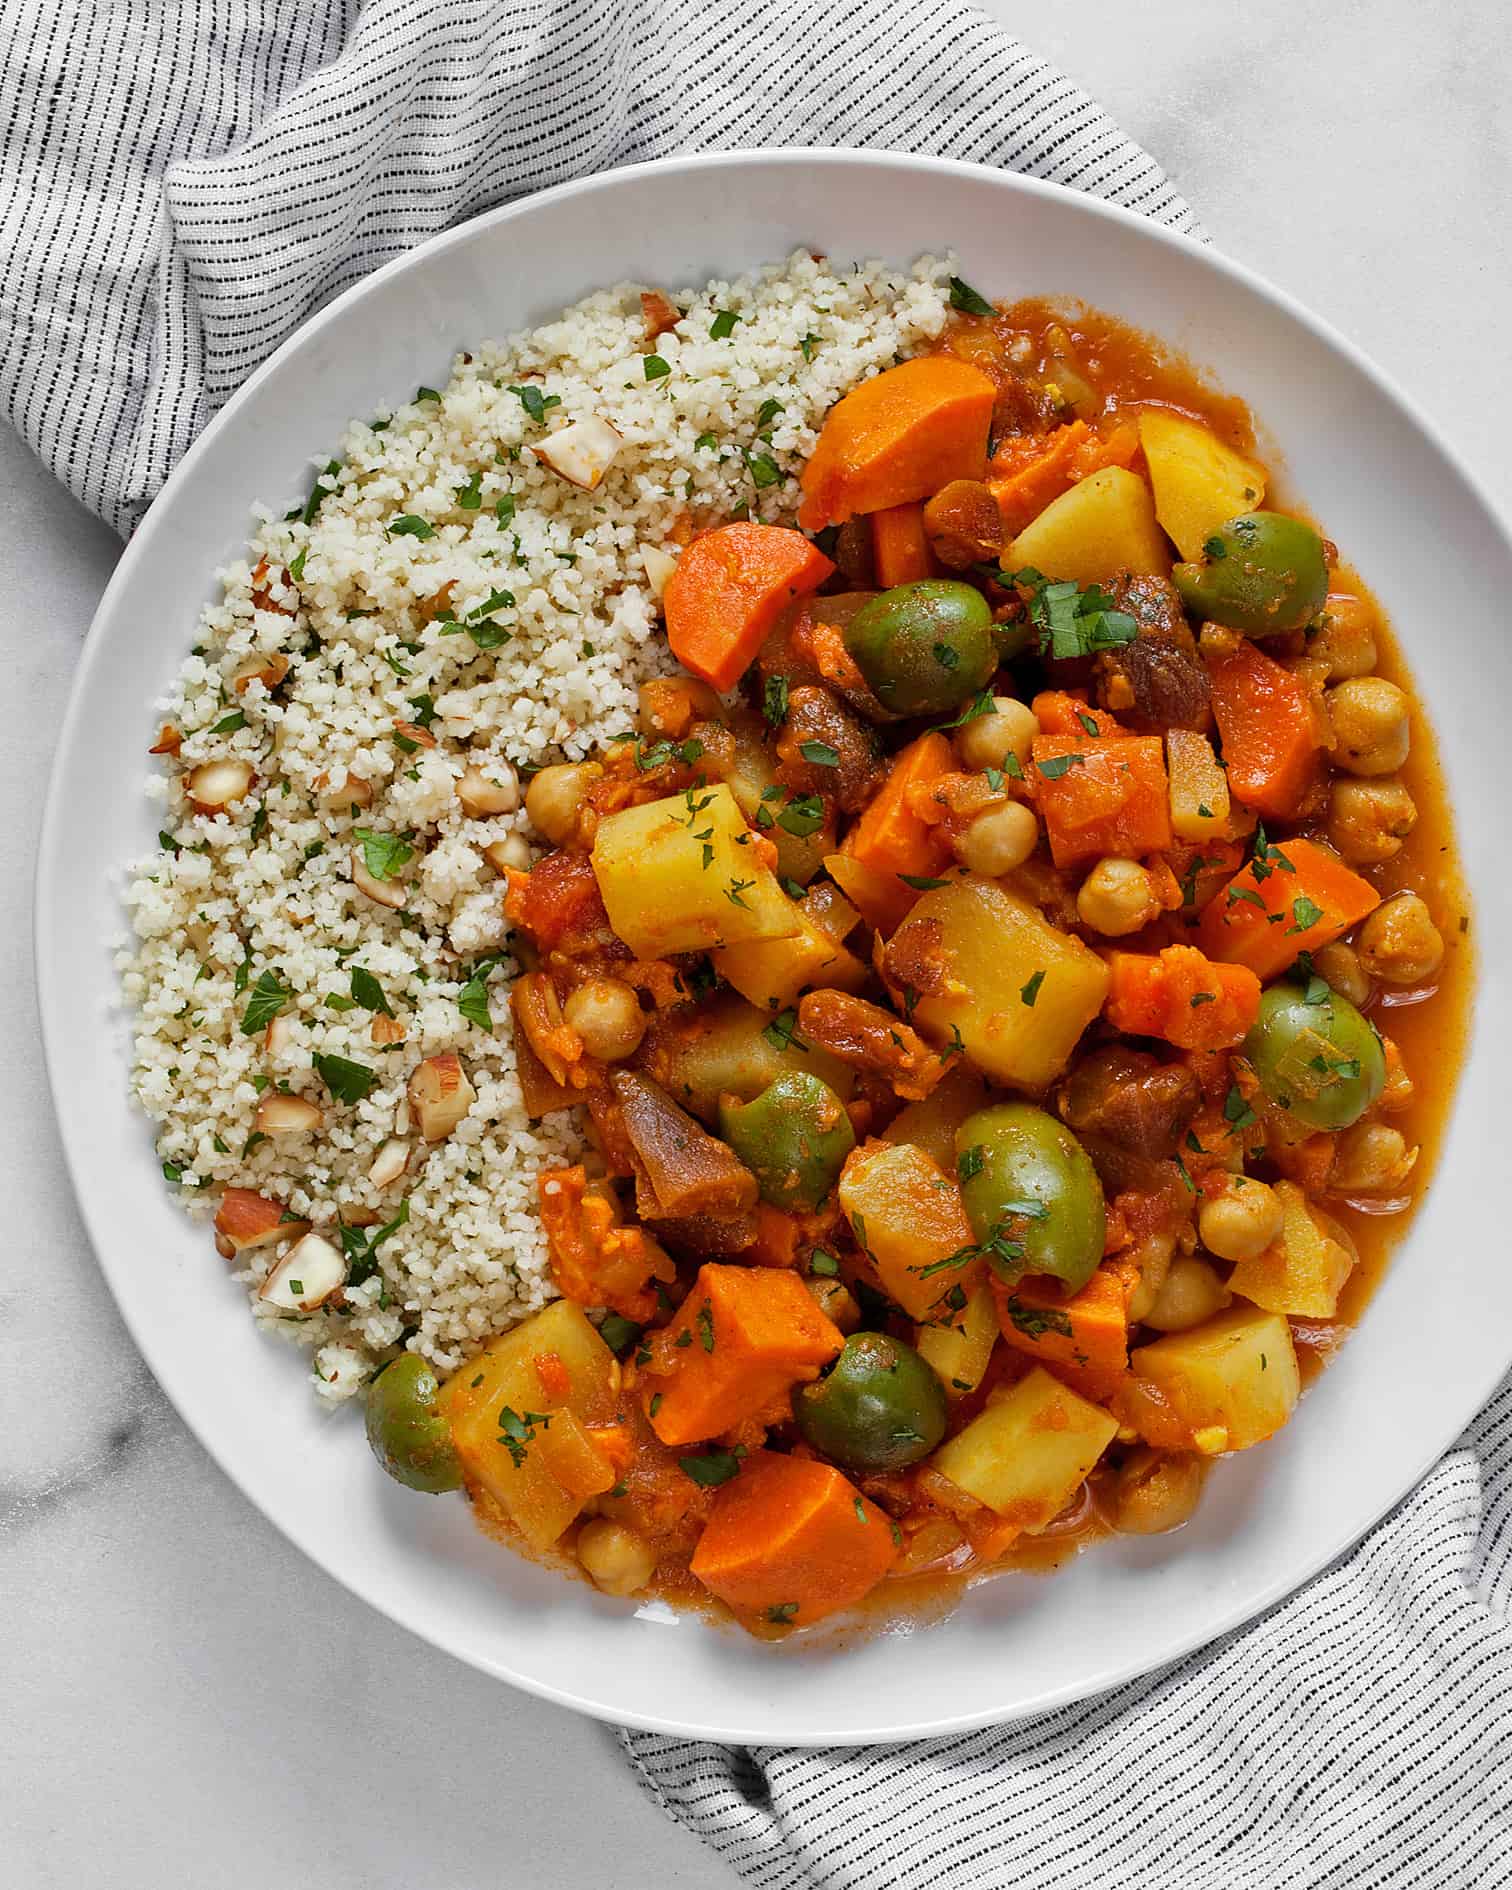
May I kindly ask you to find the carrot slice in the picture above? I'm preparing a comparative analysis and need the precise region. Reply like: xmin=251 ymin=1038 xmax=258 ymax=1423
xmin=870 ymin=500 xmax=938 ymax=586
xmin=1206 ymin=638 xmax=1323 ymax=819
xmin=1103 ymin=945 xmax=1262 ymax=1051
xmin=1030 ymin=734 xmax=1172 ymax=867
xmin=799 ymin=357 xmax=995 ymax=531
xmin=690 ymin=1451 xmax=898 ymax=1626
xmin=665 ymin=523 xmax=834 ymax=691
xmin=1196 ymin=835 xmax=1380 ymax=980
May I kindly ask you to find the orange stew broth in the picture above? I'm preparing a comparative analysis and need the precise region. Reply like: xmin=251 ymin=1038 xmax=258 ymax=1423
xmin=469 ymin=298 xmax=1470 ymax=1637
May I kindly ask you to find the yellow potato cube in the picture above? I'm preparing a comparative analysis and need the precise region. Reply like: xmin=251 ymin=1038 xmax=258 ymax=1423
xmin=916 ymin=1280 xmax=998 ymax=1397
xmin=1129 ymin=1304 xmax=1300 ymax=1452
xmin=1227 ymin=1181 xmax=1355 ymax=1318
xmin=884 ymin=1062 xmax=990 ymax=1170
xmin=442 ymin=1302 xmax=619 ymax=1550
xmin=591 ymin=783 xmax=799 ymax=957
xmin=838 ymin=1140 xmax=976 ymax=1322
xmin=1137 ymin=409 xmax=1268 ymax=562
xmin=897 ymin=876 xmax=1110 ymax=1090
xmin=1007 ymin=466 xmax=1170 ymax=585
xmin=713 ymin=895 xmax=867 ymax=1011
xmin=931 ymin=1366 xmax=1117 ymax=1528
xmin=1165 ymin=728 xmax=1232 ymax=842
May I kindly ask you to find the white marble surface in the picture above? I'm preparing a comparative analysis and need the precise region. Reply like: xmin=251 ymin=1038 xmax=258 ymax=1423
xmin=5 ymin=4 xmax=1508 ymax=1885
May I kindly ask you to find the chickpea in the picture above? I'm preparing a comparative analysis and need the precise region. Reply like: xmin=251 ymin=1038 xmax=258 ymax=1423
xmin=805 ymin=1274 xmax=860 ymax=1333
xmin=1143 ymin=1256 xmax=1231 ymax=1333
xmin=1309 ymin=593 xmax=1378 ymax=680
xmin=524 ymin=761 xmax=601 ymax=845
xmin=1198 ymin=1175 xmax=1283 ymax=1262
xmin=576 ymin=1519 xmax=657 ymax=1597
xmin=1326 ymin=777 xmax=1417 ymax=866
xmin=1331 ymin=1121 xmax=1415 ymax=1194
xmin=1109 ymin=1449 xmax=1206 ymax=1536
xmin=1356 ymin=891 xmax=1444 ymax=987
xmin=953 ymin=802 xmax=1039 ymax=876
xmin=563 ymin=977 xmax=646 ymax=1061
xmin=1327 ymin=677 xmax=1411 ymax=776
xmin=1076 ymin=858 xmax=1160 ymax=937
xmin=1312 ymin=940 xmax=1372 ymax=1009
xmin=953 ymin=695 xmax=1038 ymax=773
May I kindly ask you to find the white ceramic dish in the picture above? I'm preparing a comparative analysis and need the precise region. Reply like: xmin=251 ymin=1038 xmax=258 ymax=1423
xmin=37 ymin=150 xmax=1512 ymax=1746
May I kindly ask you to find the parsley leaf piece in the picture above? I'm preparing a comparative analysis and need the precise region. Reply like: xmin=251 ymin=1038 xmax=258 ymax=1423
xmin=240 ymin=969 xmax=291 ymax=1036
xmin=1036 ymin=752 xmax=1085 ymax=781
xmin=313 ymin=1053 xmax=378 ymax=1105
xmin=1223 ymin=1085 xmax=1258 ymax=1129
xmin=454 ymin=469 xmax=483 ymax=510
xmin=709 ymin=310 xmax=738 ymax=339
xmin=763 ymin=674 xmax=790 ymax=727
xmin=680 ymin=1449 xmax=744 ymax=1488
xmin=210 ymin=709 xmax=246 ymax=735
xmin=799 ymin=739 xmax=840 ymax=768
xmin=644 ymin=354 xmax=671 ymax=381
xmin=353 ymin=828 xmax=414 ymax=881
xmin=948 ymin=275 xmax=995 ymax=317
xmin=809 ymin=1250 xmax=839 ymax=1278
xmin=761 ymin=1008 xmax=806 ymax=1053
xmin=388 ymin=515 xmax=435 ymax=541
xmin=1020 ymin=969 xmax=1046 ymax=1007
xmin=898 ymin=872 xmax=950 ymax=891
xmin=938 ymin=689 xmax=995 ymax=730
xmin=746 ymin=451 xmax=782 ymax=489
xmin=457 ymin=970 xmax=494 ymax=1032
xmin=349 ymin=967 xmax=393 ymax=1017
xmin=508 ymin=384 xmax=561 ymax=423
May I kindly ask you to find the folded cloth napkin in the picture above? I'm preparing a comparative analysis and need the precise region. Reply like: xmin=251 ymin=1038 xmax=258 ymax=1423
xmin=0 ymin=0 xmax=1197 ymax=537
xmin=4 ymin=2 xmax=1507 ymax=1884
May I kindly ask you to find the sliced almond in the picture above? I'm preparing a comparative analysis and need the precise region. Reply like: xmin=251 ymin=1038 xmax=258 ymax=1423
xmin=371 ymin=1013 xmax=406 ymax=1046
xmin=407 ymin=1051 xmax=476 ymax=1142
xmin=368 ymin=1137 xmax=411 ymax=1188
xmin=263 ymin=1013 xmax=294 ymax=1058
xmin=259 ymin=1230 xmax=346 ymax=1312
xmin=215 ymin=1187 xmax=306 ymax=1253
xmin=149 ymin=723 xmax=182 ymax=756
xmin=532 ymin=416 xmax=622 ymax=491
xmin=393 ymin=717 xmax=437 ymax=750
xmin=639 ymin=544 xmax=679 ymax=603
xmin=482 ymin=834 xmax=532 ymax=875
xmin=456 ymin=763 xmax=519 ymax=818
xmin=255 ymin=1093 xmax=322 ymax=1135
xmin=232 ymin=651 xmax=291 ymax=694
xmin=186 ymin=758 xmax=254 ymax=814
xmin=321 ymin=772 xmax=373 ymax=809
xmin=351 ymin=847 xmax=407 ymax=909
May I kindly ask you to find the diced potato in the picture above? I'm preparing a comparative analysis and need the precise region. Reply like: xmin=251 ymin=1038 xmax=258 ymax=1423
xmin=1127 ymin=1303 xmax=1299 ymax=1453
xmin=916 ymin=1280 xmax=998 ymax=1397
xmin=591 ymin=784 xmax=799 ymax=957
xmin=884 ymin=1062 xmax=990 ymax=1169
xmin=1007 ymin=466 xmax=1169 ymax=585
xmin=931 ymin=1366 xmax=1117 ymax=1528
xmin=642 ymin=991 xmax=853 ymax=1123
xmin=1165 ymin=728 xmax=1232 ymax=842
xmin=897 ymin=876 xmax=1110 ymax=1090
xmin=1227 ymin=1181 xmax=1355 ymax=1318
xmin=442 ymin=1302 xmax=619 ymax=1550
xmin=837 ymin=1140 xmax=977 ymax=1322
xmin=713 ymin=895 xmax=868 ymax=1011
xmin=1137 ymin=409 xmax=1268 ymax=562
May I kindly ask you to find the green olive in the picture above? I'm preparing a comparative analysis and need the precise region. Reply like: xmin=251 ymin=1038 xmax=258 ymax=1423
xmin=955 ymin=1103 xmax=1105 ymax=1294
xmin=365 ymin=1354 xmax=462 ymax=1493
xmin=1243 ymin=980 xmax=1385 ymax=1131
xmin=843 ymin=579 xmax=997 ymax=715
xmin=718 ymin=1071 xmax=855 ymax=1210
xmin=792 ymin=1331 xmax=948 ymax=1472
xmin=1172 ymin=512 xmax=1328 ymax=635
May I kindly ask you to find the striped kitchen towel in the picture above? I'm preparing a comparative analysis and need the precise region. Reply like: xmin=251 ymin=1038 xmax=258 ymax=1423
xmin=0 ymin=0 xmax=1197 ymax=537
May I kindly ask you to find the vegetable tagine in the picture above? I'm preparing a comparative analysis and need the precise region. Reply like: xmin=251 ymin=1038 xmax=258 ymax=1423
xmin=359 ymin=284 xmax=1467 ymax=1633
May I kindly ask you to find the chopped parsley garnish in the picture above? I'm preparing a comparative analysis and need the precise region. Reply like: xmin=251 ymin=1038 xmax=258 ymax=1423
xmin=1004 ymin=1299 xmax=1073 ymax=1341
xmin=746 ymin=451 xmax=782 ymax=488
xmin=497 ymin=1405 xmax=552 ymax=1469
xmin=1035 ymin=752 xmax=1086 ymax=781
xmin=454 ymin=470 xmax=483 ymax=509
xmin=762 ymin=1007 xmax=806 ymax=1053
xmin=1202 ymin=534 xmax=1227 ymax=559
xmin=457 ymin=970 xmax=494 ymax=1032
xmin=289 ymin=547 xmax=308 ymax=582
xmin=508 ymin=384 xmax=561 ymax=423
xmin=313 ymin=1053 xmax=378 ymax=1105
xmin=597 ymin=1313 xmax=642 ymax=1357
xmin=349 ymin=967 xmax=393 ymax=1017
xmin=809 ymin=1250 xmax=839 ymax=1278
xmin=948 ymin=275 xmax=995 ymax=317
xmin=898 ymin=872 xmax=950 ymax=890
xmin=338 ymin=1198 xmax=409 ymax=1287
xmin=937 ymin=689 xmax=994 ymax=730
xmin=210 ymin=709 xmax=246 ymax=735
xmin=763 ymin=674 xmax=790 ymax=727
xmin=353 ymin=829 xmax=414 ymax=881
xmin=1003 ymin=567 xmax=1138 ymax=661
xmin=388 ymin=515 xmax=435 ymax=540
xmin=679 ymin=1449 xmax=743 ymax=1488
xmin=776 ymin=791 xmax=825 ymax=838
xmin=1020 ymin=969 xmax=1046 ymax=1006
xmin=724 ymin=878 xmax=755 ymax=909
xmin=1287 ymin=895 xmax=1326 ymax=935
xmin=756 ymin=397 xmax=784 ymax=429
xmin=697 ymin=1303 xmax=716 ymax=1354
xmin=1223 ymin=1085 xmax=1258 ymax=1129
xmin=765 ymin=1601 xmax=800 ymax=1625
xmin=932 ymin=640 xmax=961 ymax=671
xmin=644 ymin=354 xmax=671 ymax=381
xmin=799 ymin=739 xmax=840 ymax=768
xmin=416 ymin=386 xmax=441 ymax=404
xmin=495 ymin=493 xmax=516 ymax=526
xmin=240 ymin=969 xmax=290 ymax=1036
xmin=958 ymin=1144 xmax=985 ymax=1182
xmin=800 ymin=334 xmax=819 ymax=362
xmin=708 ymin=310 xmax=738 ymax=339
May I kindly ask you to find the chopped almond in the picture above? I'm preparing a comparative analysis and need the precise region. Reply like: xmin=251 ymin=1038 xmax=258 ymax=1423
xmin=254 ymin=1094 xmax=322 ymax=1135
xmin=641 ymin=289 xmax=680 ymax=343
xmin=259 ymin=1231 xmax=346 ymax=1311
xmin=533 ymin=417 xmax=622 ymax=491
xmin=457 ymin=764 xmax=519 ymax=817
xmin=215 ymin=1188 xmax=305 ymax=1253
xmin=482 ymin=834 xmax=532 ymax=875
xmin=263 ymin=1013 xmax=294 ymax=1058
xmin=351 ymin=848 xmax=407 ymax=909
xmin=639 ymin=544 xmax=679 ymax=603
xmin=149 ymin=723 xmax=182 ymax=756
xmin=393 ymin=718 xmax=437 ymax=750
xmin=186 ymin=758 xmax=254 ymax=814
xmin=407 ymin=1052 xmax=476 ymax=1141
xmin=370 ymin=1013 xmax=406 ymax=1045
xmin=321 ymin=772 xmax=373 ymax=809
xmin=368 ymin=1137 xmax=411 ymax=1188
xmin=232 ymin=651 xmax=291 ymax=694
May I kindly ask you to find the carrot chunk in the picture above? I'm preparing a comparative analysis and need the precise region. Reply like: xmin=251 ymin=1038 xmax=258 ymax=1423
xmin=993 ymin=1265 xmax=1131 ymax=1403
xmin=690 ymin=1451 xmax=898 ymax=1626
xmin=1196 ymin=835 xmax=1380 ymax=980
xmin=987 ymin=422 xmax=1141 ymax=535
xmin=1103 ymin=945 xmax=1262 ymax=1051
xmin=1030 ymin=689 xmax=1125 ymax=738
xmin=640 ymin=1264 xmax=843 ymax=1447
xmin=1030 ymin=733 xmax=1172 ymax=867
xmin=870 ymin=500 xmax=938 ymax=586
xmin=798 ymin=357 xmax=995 ymax=531
xmin=666 ymin=523 xmax=834 ymax=692
xmin=1206 ymin=638 xmax=1323 ymax=819
xmin=839 ymin=730 xmax=955 ymax=928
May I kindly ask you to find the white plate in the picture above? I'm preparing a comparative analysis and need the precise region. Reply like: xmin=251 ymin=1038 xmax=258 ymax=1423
xmin=36 ymin=150 xmax=1512 ymax=1745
